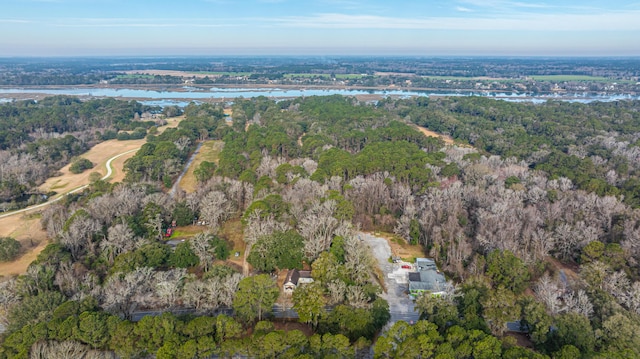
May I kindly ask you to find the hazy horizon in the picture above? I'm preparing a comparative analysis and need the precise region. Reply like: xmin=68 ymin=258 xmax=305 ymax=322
xmin=2 ymin=0 xmax=640 ymax=57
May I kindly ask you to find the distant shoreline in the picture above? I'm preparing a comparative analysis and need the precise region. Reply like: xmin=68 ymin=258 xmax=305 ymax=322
xmin=1 ymin=83 xmax=638 ymax=104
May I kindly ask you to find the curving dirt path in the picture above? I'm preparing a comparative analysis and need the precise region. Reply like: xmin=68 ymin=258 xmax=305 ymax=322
xmin=0 ymin=116 xmax=182 ymax=277
xmin=0 ymin=148 xmax=140 ymax=277
xmin=0 ymin=148 xmax=140 ymax=220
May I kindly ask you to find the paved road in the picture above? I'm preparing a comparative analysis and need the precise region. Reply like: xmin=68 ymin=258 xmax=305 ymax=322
xmin=361 ymin=233 xmax=420 ymax=328
xmin=0 ymin=148 xmax=139 ymax=219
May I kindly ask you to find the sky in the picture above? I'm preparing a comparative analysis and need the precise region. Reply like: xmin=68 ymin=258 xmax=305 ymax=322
xmin=1 ymin=0 xmax=639 ymax=56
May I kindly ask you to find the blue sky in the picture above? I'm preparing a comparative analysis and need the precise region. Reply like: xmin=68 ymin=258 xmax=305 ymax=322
xmin=1 ymin=0 xmax=639 ymax=56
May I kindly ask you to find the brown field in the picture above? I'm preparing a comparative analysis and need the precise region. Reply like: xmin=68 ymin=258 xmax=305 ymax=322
xmin=178 ymin=140 xmax=224 ymax=193
xmin=221 ymin=219 xmax=245 ymax=259
xmin=40 ymin=116 xmax=181 ymax=194
xmin=0 ymin=213 xmax=48 ymax=277
xmin=220 ymin=219 xmax=248 ymax=273
xmin=0 ymin=116 xmax=185 ymax=277
xmin=373 ymin=232 xmax=425 ymax=262
xmin=39 ymin=139 xmax=145 ymax=194
xmin=125 ymin=70 xmax=215 ymax=79
xmin=414 ymin=125 xmax=455 ymax=145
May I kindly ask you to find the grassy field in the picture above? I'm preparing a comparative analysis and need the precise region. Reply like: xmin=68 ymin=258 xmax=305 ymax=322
xmin=170 ymin=225 xmax=205 ymax=239
xmin=0 ymin=212 xmax=48 ymax=277
xmin=178 ymin=140 xmax=224 ymax=193
xmin=529 ymin=75 xmax=611 ymax=82
xmin=422 ymin=75 xmax=507 ymax=81
xmin=195 ymin=71 xmax=253 ymax=77
xmin=220 ymin=219 xmax=245 ymax=271
xmin=283 ymin=73 xmax=365 ymax=79
xmin=220 ymin=219 xmax=244 ymax=255
xmin=113 ymin=74 xmax=156 ymax=80
xmin=39 ymin=139 xmax=145 ymax=195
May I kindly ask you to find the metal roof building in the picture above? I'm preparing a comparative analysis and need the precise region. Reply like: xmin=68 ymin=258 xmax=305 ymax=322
xmin=409 ymin=258 xmax=447 ymax=296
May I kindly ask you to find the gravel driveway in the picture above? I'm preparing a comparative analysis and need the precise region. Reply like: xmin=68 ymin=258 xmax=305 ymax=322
xmin=360 ymin=233 xmax=420 ymax=327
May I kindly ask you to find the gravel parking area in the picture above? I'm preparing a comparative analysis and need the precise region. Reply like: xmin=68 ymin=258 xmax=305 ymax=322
xmin=361 ymin=233 xmax=420 ymax=326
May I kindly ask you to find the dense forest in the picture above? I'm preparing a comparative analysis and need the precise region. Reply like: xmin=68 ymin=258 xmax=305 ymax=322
xmin=2 ymin=95 xmax=640 ymax=358
xmin=391 ymin=97 xmax=640 ymax=206
xmin=0 ymin=97 xmax=159 ymax=209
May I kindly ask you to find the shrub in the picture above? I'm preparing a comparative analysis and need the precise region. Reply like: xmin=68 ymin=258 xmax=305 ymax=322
xmin=0 ymin=237 xmax=21 ymax=262
xmin=69 ymin=158 xmax=94 ymax=174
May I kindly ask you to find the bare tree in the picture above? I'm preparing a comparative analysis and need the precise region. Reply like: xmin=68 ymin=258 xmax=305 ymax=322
xmin=327 ymin=280 xmax=347 ymax=305
xmin=182 ymin=273 xmax=241 ymax=313
xmin=54 ymin=262 xmax=84 ymax=298
xmin=346 ymin=286 xmax=370 ymax=309
xmin=282 ymin=178 xmax=327 ymax=221
xmin=59 ymin=211 xmax=101 ymax=260
xmin=199 ymin=190 xmax=231 ymax=231
xmin=100 ymin=222 xmax=139 ymax=264
xmin=174 ymin=136 xmax=191 ymax=152
xmin=99 ymin=267 xmax=155 ymax=319
xmin=40 ymin=204 xmax=68 ymax=238
xmin=534 ymin=273 xmax=563 ymax=315
xmin=0 ymin=279 xmax=20 ymax=328
xmin=346 ymin=176 xmax=390 ymax=216
xmin=256 ymin=155 xmax=285 ymax=178
xmin=30 ymin=340 xmax=116 ymax=359
xmin=190 ymin=232 xmax=215 ymax=271
xmin=563 ymin=289 xmax=593 ymax=318
xmin=625 ymin=282 xmax=640 ymax=315
xmin=299 ymin=200 xmax=339 ymax=260
xmin=343 ymin=234 xmax=376 ymax=285
xmin=605 ymin=270 xmax=631 ymax=305
xmin=154 ymin=268 xmax=187 ymax=309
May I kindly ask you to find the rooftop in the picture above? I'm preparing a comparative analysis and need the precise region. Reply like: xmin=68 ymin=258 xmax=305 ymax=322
xmin=409 ymin=258 xmax=447 ymax=294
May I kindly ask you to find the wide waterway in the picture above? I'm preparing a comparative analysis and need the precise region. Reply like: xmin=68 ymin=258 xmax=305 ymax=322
xmin=0 ymin=87 xmax=638 ymax=106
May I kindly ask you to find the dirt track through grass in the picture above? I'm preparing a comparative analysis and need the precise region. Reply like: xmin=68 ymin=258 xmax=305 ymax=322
xmin=178 ymin=140 xmax=224 ymax=193
xmin=0 ymin=116 xmax=183 ymax=277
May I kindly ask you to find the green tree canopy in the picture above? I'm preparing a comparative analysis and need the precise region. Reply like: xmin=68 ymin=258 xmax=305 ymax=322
xmin=232 ymin=274 xmax=280 ymax=324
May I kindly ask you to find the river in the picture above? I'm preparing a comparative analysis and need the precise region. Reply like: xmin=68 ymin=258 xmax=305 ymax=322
xmin=1 ymin=86 xmax=638 ymax=106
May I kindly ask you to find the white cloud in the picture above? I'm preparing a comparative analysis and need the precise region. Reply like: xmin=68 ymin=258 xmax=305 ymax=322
xmin=50 ymin=18 xmax=237 ymax=28
xmin=0 ymin=19 xmax=31 ymax=23
xmin=265 ymin=11 xmax=640 ymax=31
xmin=459 ymin=0 xmax=552 ymax=9
xmin=456 ymin=6 xmax=474 ymax=12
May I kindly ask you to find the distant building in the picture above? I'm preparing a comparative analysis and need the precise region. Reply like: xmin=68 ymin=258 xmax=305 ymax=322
xmin=409 ymin=258 xmax=447 ymax=296
xmin=283 ymin=269 xmax=313 ymax=295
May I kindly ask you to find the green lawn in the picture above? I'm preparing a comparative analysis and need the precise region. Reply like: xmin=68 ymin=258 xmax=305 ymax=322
xmin=113 ymin=74 xmax=155 ymax=80
xmin=195 ymin=71 xmax=253 ymax=77
xmin=283 ymin=73 xmax=365 ymax=79
xmin=529 ymin=75 xmax=611 ymax=82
